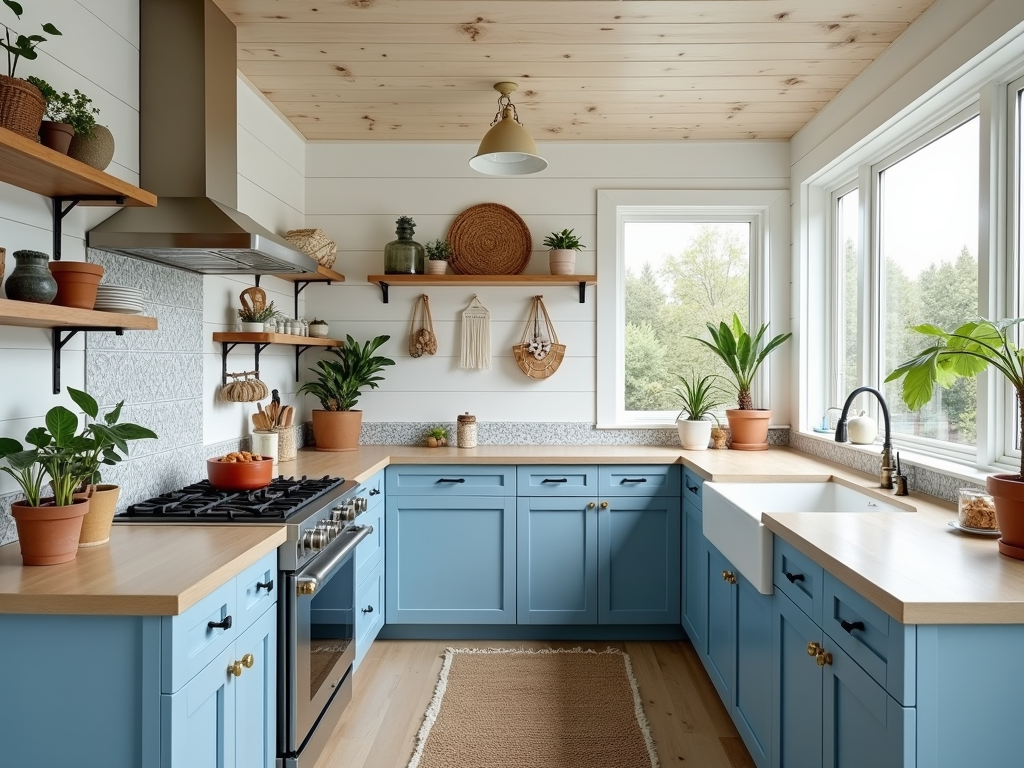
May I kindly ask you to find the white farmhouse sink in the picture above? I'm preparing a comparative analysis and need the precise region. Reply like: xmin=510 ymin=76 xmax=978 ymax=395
xmin=703 ymin=481 xmax=907 ymax=595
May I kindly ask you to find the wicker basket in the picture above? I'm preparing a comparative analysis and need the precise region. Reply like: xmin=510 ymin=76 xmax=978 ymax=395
xmin=0 ymin=75 xmax=44 ymax=140
xmin=284 ymin=228 xmax=337 ymax=269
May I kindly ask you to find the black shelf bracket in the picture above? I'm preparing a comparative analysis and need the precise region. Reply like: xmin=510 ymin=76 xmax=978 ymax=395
xmin=294 ymin=345 xmax=317 ymax=382
xmin=52 ymin=326 xmax=123 ymax=394
xmin=377 ymin=280 xmax=390 ymax=304
xmin=292 ymin=279 xmax=332 ymax=318
xmin=52 ymin=195 xmax=126 ymax=261
xmin=220 ymin=341 xmax=270 ymax=386
xmin=578 ymin=282 xmax=587 ymax=303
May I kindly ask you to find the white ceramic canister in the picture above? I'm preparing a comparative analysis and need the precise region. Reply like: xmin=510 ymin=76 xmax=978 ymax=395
xmin=251 ymin=430 xmax=279 ymax=466
xmin=847 ymin=410 xmax=878 ymax=444
xmin=457 ymin=412 xmax=478 ymax=448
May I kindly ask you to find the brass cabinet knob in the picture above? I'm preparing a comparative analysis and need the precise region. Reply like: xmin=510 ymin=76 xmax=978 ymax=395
xmin=816 ymin=649 xmax=833 ymax=667
xmin=600 ymin=501 xmax=609 ymax=509
xmin=241 ymin=653 xmax=254 ymax=669
xmin=807 ymin=641 xmax=821 ymax=657
xmin=228 ymin=661 xmax=243 ymax=677
xmin=722 ymin=571 xmax=736 ymax=584
xmin=587 ymin=502 xmax=596 ymax=509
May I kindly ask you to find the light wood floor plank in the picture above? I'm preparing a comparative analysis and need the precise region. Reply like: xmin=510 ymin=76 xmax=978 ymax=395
xmin=314 ymin=640 xmax=753 ymax=768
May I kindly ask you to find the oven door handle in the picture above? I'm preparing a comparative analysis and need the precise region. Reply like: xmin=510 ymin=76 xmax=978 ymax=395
xmin=294 ymin=525 xmax=373 ymax=596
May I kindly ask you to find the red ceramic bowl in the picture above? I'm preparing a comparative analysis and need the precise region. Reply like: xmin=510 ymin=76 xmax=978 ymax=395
xmin=207 ymin=456 xmax=274 ymax=491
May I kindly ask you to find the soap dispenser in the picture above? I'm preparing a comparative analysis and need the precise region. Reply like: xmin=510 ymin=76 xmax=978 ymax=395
xmin=847 ymin=410 xmax=878 ymax=444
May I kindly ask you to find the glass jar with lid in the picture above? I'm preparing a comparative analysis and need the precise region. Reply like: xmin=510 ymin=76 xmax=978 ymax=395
xmin=457 ymin=412 xmax=478 ymax=448
xmin=958 ymin=487 xmax=997 ymax=530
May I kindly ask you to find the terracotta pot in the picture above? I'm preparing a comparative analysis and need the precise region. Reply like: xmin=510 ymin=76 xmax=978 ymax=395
xmin=549 ymin=249 xmax=576 ymax=276
xmin=207 ymin=457 xmax=274 ymax=491
xmin=725 ymin=409 xmax=771 ymax=451
xmin=67 ymin=124 xmax=115 ymax=170
xmin=987 ymin=473 xmax=1024 ymax=559
xmin=677 ymin=419 xmax=712 ymax=451
xmin=48 ymin=261 xmax=104 ymax=310
xmin=75 ymin=484 xmax=120 ymax=547
xmin=312 ymin=409 xmax=362 ymax=452
xmin=38 ymin=120 xmax=75 ymax=154
xmin=11 ymin=498 xmax=90 ymax=565
xmin=425 ymin=260 xmax=447 ymax=275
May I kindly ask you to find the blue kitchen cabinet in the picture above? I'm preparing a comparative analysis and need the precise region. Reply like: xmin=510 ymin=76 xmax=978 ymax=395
xmin=598 ymin=494 xmax=681 ymax=624
xmin=385 ymin=493 xmax=517 ymax=624
xmin=682 ymin=477 xmax=707 ymax=654
xmin=516 ymin=496 xmax=598 ymax=624
xmin=772 ymin=589 xmax=824 ymax=768
xmin=705 ymin=544 xmax=736 ymax=703
xmin=355 ymin=559 xmax=385 ymax=668
xmin=233 ymin=605 xmax=278 ymax=768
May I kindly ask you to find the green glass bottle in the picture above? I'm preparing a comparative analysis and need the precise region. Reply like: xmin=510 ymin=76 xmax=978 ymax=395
xmin=384 ymin=215 xmax=425 ymax=274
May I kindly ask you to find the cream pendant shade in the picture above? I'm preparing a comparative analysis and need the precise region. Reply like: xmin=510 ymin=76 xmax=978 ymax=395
xmin=469 ymin=84 xmax=547 ymax=176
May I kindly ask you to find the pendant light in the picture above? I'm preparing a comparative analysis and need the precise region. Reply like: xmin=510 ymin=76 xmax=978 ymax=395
xmin=469 ymin=82 xmax=548 ymax=176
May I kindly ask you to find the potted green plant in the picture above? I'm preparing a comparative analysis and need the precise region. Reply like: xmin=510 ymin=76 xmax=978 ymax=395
xmin=543 ymin=228 xmax=584 ymax=275
xmin=425 ymin=425 xmax=449 ymax=448
xmin=237 ymin=300 xmax=278 ymax=332
xmin=0 ymin=387 xmax=156 ymax=563
xmin=0 ymin=0 xmax=60 ymax=139
xmin=885 ymin=318 xmax=1024 ymax=559
xmin=424 ymin=239 xmax=451 ymax=275
xmin=673 ymin=373 xmax=727 ymax=451
xmin=298 ymin=334 xmax=395 ymax=451
xmin=688 ymin=314 xmax=792 ymax=450
xmin=26 ymin=75 xmax=98 ymax=154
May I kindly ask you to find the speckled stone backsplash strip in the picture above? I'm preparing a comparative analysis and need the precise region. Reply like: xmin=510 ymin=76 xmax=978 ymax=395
xmin=349 ymin=422 xmax=791 ymax=447
xmin=788 ymin=433 xmax=984 ymax=504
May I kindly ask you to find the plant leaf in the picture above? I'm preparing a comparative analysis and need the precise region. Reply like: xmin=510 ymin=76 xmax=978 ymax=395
xmin=4 ymin=449 xmax=38 ymax=471
xmin=2 ymin=1 xmax=23 ymax=18
xmin=104 ymin=400 xmax=124 ymax=425
xmin=24 ymin=426 xmax=50 ymax=449
xmin=67 ymin=387 xmax=98 ymax=419
xmin=900 ymin=364 xmax=938 ymax=411
xmin=45 ymin=406 xmax=78 ymax=447
xmin=0 ymin=437 xmax=24 ymax=457
xmin=41 ymin=23 xmax=60 ymax=35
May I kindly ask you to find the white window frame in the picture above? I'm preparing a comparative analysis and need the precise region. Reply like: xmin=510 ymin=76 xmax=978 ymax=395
xmin=827 ymin=180 xmax=863 ymax=412
xmin=1004 ymin=73 xmax=1024 ymax=465
xmin=596 ymin=189 xmax=789 ymax=429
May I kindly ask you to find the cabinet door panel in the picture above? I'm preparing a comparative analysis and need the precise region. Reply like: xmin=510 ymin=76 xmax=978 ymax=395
xmin=355 ymin=562 xmax=385 ymax=668
xmin=772 ymin=590 xmax=823 ymax=768
xmin=162 ymin=643 xmax=237 ymax=768
xmin=735 ymin=574 xmax=772 ymax=768
xmin=386 ymin=465 xmax=515 ymax=496
xmin=517 ymin=497 xmax=598 ymax=624
xmin=705 ymin=544 xmax=736 ymax=704
xmin=682 ymin=498 xmax=707 ymax=655
xmin=234 ymin=607 xmax=277 ymax=768
xmin=823 ymin=642 xmax=915 ymax=768
xmin=355 ymin=500 xmax=385 ymax=585
xmin=598 ymin=496 xmax=681 ymax=624
xmin=386 ymin=495 xmax=516 ymax=624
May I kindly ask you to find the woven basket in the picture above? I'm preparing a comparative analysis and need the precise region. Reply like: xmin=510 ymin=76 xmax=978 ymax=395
xmin=447 ymin=203 xmax=532 ymax=275
xmin=0 ymin=75 xmax=44 ymax=140
xmin=284 ymin=228 xmax=337 ymax=269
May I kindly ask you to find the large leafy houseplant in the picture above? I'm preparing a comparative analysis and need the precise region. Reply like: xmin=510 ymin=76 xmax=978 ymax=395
xmin=672 ymin=373 xmax=727 ymax=451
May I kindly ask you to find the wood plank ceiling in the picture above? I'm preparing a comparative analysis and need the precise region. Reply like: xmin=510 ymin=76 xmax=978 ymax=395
xmin=214 ymin=0 xmax=938 ymax=142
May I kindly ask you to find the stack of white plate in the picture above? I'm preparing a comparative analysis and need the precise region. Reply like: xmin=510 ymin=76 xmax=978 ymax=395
xmin=94 ymin=285 xmax=147 ymax=314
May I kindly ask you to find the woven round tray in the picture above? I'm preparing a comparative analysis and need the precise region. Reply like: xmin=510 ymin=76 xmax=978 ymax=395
xmin=447 ymin=203 xmax=532 ymax=275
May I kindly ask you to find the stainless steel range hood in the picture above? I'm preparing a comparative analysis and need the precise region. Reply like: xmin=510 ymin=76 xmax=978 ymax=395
xmin=88 ymin=0 xmax=311 ymax=274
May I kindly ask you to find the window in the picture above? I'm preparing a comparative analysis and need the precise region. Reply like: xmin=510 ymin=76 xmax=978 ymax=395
xmin=1011 ymin=75 xmax=1024 ymax=455
xmin=833 ymin=185 xmax=861 ymax=404
xmin=596 ymin=190 xmax=787 ymax=428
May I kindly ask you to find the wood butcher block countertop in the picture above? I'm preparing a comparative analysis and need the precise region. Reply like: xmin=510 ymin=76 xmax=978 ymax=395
xmin=2 ymin=443 xmax=1023 ymax=623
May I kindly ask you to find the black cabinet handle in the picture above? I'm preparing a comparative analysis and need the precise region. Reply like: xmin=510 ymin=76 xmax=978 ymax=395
xmin=208 ymin=615 xmax=232 ymax=631
xmin=256 ymin=579 xmax=274 ymax=593
xmin=621 ymin=477 xmax=648 ymax=483
xmin=840 ymin=619 xmax=865 ymax=634
xmin=369 ymin=488 xmax=380 ymax=495
xmin=361 ymin=605 xmax=374 ymax=614
xmin=685 ymin=482 xmax=699 ymax=494
xmin=784 ymin=572 xmax=805 ymax=583
xmin=437 ymin=478 xmax=466 ymax=483
xmin=542 ymin=478 xmax=568 ymax=483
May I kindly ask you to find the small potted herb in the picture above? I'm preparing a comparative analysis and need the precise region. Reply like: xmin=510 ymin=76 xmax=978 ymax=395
xmin=543 ymin=228 xmax=584 ymax=275
xmin=26 ymin=75 xmax=97 ymax=154
xmin=0 ymin=1 xmax=61 ymax=139
xmin=673 ymin=373 xmax=727 ymax=451
xmin=237 ymin=300 xmax=278 ymax=332
xmin=424 ymin=239 xmax=451 ymax=275
xmin=425 ymin=426 xmax=449 ymax=448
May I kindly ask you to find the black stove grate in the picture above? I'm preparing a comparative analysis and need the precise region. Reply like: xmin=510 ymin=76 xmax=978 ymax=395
xmin=122 ymin=475 xmax=344 ymax=521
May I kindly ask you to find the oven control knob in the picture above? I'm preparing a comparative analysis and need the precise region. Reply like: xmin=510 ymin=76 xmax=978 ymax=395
xmin=303 ymin=528 xmax=328 ymax=552
xmin=355 ymin=497 xmax=368 ymax=513
xmin=330 ymin=506 xmax=344 ymax=522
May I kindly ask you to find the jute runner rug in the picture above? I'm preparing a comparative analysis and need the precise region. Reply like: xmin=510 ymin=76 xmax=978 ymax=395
xmin=407 ymin=647 xmax=659 ymax=768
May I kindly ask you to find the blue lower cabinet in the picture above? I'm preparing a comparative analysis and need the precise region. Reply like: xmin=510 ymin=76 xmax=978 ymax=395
xmin=355 ymin=562 xmax=385 ymax=668
xmin=231 ymin=607 xmax=277 ymax=768
xmin=386 ymin=495 xmax=517 ymax=623
xmin=705 ymin=545 xmax=736 ymax=703
xmin=735 ymin=574 xmax=773 ymax=768
xmin=598 ymin=495 xmax=681 ymax=624
xmin=773 ymin=590 xmax=824 ymax=768
xmin=162 ymin=642 xmax=237 ymax=768
xmin=517 ymin=497 xmax=598 ymax=624
xmin=682 ymin=497 xmax=707 ymax=655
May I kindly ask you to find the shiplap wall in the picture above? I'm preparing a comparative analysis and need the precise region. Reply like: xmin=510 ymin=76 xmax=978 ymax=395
xmin=202 ymin=76 xmax=307 ymax=446
xmin=0 ymin=0 xmax=140 ymax=508
xmin=303 ymin=141 xmax=790 ymax=424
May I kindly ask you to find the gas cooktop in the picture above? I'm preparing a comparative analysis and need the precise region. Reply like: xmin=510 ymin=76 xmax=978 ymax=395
xmin=120 ymin=475 xmax=345 ymax=522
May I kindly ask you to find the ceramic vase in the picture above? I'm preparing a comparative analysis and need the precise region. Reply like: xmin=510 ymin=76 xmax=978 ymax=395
xmin=677 ymin=419 xmax=712 ymax=450
xmin=76 ymin=484 xmax=120 ymax=547
xmin=68 ymin=125 xmax=115 ymax=170
xmin=549 ymin=249 xmax=576 ymax=275
xmin=4 ymin=250 xmax=57 ymax=304
xmin=384 ymin=216 xmax=424 ymax=274
xmin=425 ymin=260 xmax=447 ymax=275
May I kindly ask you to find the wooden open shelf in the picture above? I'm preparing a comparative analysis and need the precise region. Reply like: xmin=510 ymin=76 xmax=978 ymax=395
xmin=366 ymin=274 xmax=597 ymax=303
xmin=212 ymin=332 xmax=340 ymax=346
xmin=0 ymin=298 xmax=157 ymax=330
xmin=0 ymin=126 xmax=156 ymax=206
xmin=270 ymin=265 xmax=345 ymax=284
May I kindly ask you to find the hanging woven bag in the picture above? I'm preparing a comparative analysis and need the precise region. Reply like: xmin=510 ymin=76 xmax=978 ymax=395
xmin=512 ymin=295 xmax=565 ymax=379
xmin=409 ymin=294 xmax=438 ymax=358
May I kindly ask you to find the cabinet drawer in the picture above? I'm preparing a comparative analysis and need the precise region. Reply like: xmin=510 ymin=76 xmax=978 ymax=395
xmin=355 ymin=564 xmax=385 ymax=669
xmin=823 ymin=572 xmax=916 ymax=706
xmin=359 ymin=469 xmax=384 ymax=514
xmin=517 ymin=465 xmax=598 ymax=496
xmin=682 ymin=467 xmax=704 ymax=505
xmin=356 ymin=501 xmax=384 ymax=584
xmin=599 ymin=465 xmax=680 ymax=496
xmin=386 ymin=465 xmax=515 ymax=496
xmin=235 ymin=550 xmax=277 ymax=634
xmin=773 ymin=537 xmax=823 ymax=625
xmin=162 ymin=579 xmax=237 ymax=694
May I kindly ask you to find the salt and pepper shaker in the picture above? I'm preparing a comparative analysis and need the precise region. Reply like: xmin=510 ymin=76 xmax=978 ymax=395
xmin=457 ymin=412 xmax=478 ymax=448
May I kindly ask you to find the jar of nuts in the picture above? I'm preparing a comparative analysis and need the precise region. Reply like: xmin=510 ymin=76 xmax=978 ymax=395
xmin=958 ymin=487 xmax=997 ymax=530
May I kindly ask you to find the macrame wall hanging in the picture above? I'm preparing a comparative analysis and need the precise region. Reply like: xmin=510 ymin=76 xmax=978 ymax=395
xmin=512 ymin=295 xmax=566 ymax=379
xmin=460 ymin=295 xmax=491 ymax=370
xmin=409 ymin=294 xmax=438 ymax=358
